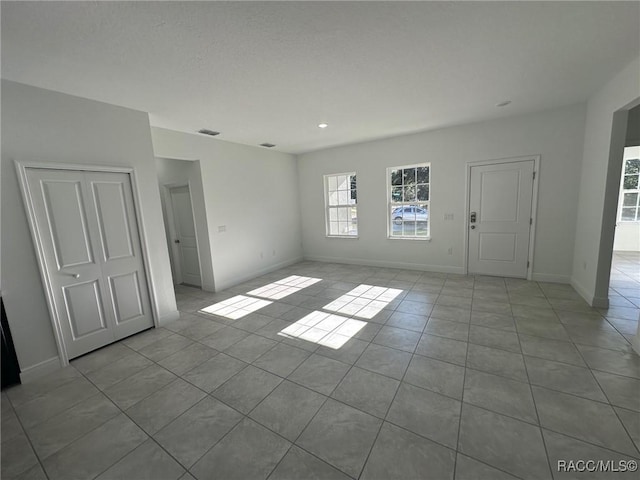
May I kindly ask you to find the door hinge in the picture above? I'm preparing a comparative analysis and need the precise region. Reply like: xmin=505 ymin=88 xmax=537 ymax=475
xmin=530 ymin=218 xmax=533 ymax=225
xmin=533 ymin=171 xmax=536 ymax=180
xmin=527 ymin=261 xmax=530 ymax=268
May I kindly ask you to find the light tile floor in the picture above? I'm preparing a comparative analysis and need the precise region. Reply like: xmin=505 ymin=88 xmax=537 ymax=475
xmin=2 ymin=257 xmax=639 ymax=480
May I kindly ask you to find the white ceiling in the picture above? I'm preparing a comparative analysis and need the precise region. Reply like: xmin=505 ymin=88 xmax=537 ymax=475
xmin=2 ymin=2 xmax=639 ymax=154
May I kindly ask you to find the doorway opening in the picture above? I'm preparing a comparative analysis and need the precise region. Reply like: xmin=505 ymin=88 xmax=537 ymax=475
xmin=597 ymin=101 xmax=640 ymax=354
xmin=166 ymin=185 xmax=202 ymax=288
xmin=156 ymin=156 xmax=214 ymax=293
xmin=608 ymin=142 xmax=640 ymax=325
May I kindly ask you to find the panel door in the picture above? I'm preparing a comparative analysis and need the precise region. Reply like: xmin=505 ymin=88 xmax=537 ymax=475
xmin=170 ymin=186 xmax=201 ymax=286
xmin=25 ymin=168 xmax=153 ymax=359
xmin=85 ymin=171 xmax=154 ymax=340
xmin=26 ymin=169 xmax=115 ymax=358
xmin=468 ymin=160 xmax=535 ymax=278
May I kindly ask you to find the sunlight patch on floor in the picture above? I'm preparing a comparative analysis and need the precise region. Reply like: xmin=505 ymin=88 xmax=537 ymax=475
xmin=200 ymin=295 xmax=273 ymax=320
xmin=278 ymin=311 xmax=366 ymax=349
xmin=323 ymin=284 xmax=402 ymax=319
xmin=247 ymin=275 xmax=323 ymax=300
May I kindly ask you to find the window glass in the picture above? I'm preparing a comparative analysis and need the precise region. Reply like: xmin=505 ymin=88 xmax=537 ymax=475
xmin=388 ymin=163 xmax=430 ymax=238
xmin=620 ymin=156 xmax=640 ymax=222
xmin=325 ymin=173 xmax=358 ymax=236
xmin=624 ymin=175 xmax=639 ymax=190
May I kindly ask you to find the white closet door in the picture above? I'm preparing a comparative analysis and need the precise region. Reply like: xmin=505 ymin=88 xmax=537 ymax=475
xmin=85 ymin=171 xmax=154 ymax=340
xmin=26 ymin=168 xmax=153 ymax=359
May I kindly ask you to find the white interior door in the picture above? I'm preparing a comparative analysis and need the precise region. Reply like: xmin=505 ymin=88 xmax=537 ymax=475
xmin=468 ymin=160 xmax=535 ymax=278
xmin=25 ymin=168 xmax=154 ymax=359
xmin=170 ymin=186 xmax=201 ymax=287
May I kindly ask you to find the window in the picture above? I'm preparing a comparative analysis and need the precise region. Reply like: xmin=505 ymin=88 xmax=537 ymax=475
xmin=620 ymin=156 xmax=640 ymax=222
xmin=325 ymin=173 xmax=357 ymax=236
xmin=388 ymin=163 xmax=430 ymax=238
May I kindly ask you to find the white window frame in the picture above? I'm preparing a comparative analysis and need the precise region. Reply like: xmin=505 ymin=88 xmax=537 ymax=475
xmin=324 ymin=172 xmax=358 ymax=238
xmin=618 ymin=154 xmax=640 ymax=223
xmin=386 ymin=162 xmax=431 ymax=240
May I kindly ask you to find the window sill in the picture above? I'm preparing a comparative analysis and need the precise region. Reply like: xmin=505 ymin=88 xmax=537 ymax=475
xmin=387 ymin=236 xmax=432 ymax=242
xmin=326 ymin=235 xmax=359 ymax=239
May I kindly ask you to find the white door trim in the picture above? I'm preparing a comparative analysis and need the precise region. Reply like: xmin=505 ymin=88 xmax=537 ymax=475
xmin=463 ymin=155 xmax=540 ymax=280
xmin=14 ymin=160 xmax=160 ymax=366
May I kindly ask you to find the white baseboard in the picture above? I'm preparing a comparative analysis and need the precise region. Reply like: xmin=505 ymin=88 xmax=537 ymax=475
xmin=157 ymin=310 xmax=180 ymax=326
xmin=570 ymin=277 xmax=593 ymax=305
xmin=531 ymin=273 xmax=571 ymax=284
xmin=303 ymin=255 xmax=465 ymax=275
xmin=570 ymin=277 xmax=609 ymax=308
xmin=20 ymin=356 xmax=61 ymax=384
xmin=215 ymin=256 xmax=304 ymax=291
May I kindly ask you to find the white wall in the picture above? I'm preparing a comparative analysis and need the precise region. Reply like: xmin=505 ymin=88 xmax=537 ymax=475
xmin=1 ymin=81 xmax=178 ymax=379
xmin=151 ymin=128 xmax=303 ymax=291
xmin=614 ymin=225 xmax=640 ymax=252
xmin=155 ymin=157 xmax=215 ymax=290
xmin=625 ymin=106 xmax=640 ymax=147
xmin=297 ymin=104 xmax=587 ymax=282
xmin=571 ymin=56 xmax=640 ymax=306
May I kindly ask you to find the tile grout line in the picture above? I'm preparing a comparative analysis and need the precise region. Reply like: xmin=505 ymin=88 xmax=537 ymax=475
xmin=355 ymin=282 xmax=425 ymax=480
xmin=65 ymin=344 xmax=640 ymax=464
xmin=198 ymin=276 xmax=636 ymax=422
xmin=74 ymin=337 xmax=286 ymax=478
xmin=197 ymin=275 xmax=636 ymax=361
xmin=192 ymin=309 xmax=385 ymax=480
xmin=281 ymin=318 xmax=381 ymax=480
xmin=44 ymin=372 xmax=179 ymax=479
xmin=9 ymin=262 xmax=638 ymax=480
xmin=514 ymin=286 xmax=556 ymax=480
xmin=3 ymin=392 xmax=53 ymax=480
xmin=70 ymin=350 xmax=215 ymax=479
xmin=572 ymin=333 xmax=640 ymax=458
xmin=182 ymin=313 xmax=368 ymax=479
xmin=462 ymin=278 xmax=532 ymax=480
xmin=452 ymin=283 xmax=475 ymax=480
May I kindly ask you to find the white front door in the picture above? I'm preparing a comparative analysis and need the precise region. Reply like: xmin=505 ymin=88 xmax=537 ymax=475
xmin=25 ymin=168 xmax=154 ymax=359
xmin=170 ymin=186 xmax=201 ymax=287
xmin=468 ymin=159 xmax=535 ymax=278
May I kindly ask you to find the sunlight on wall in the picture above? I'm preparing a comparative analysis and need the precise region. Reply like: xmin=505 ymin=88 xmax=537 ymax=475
xmin=247 ymin=275 xmax=323 ymax=300
xmin=323 ymin=284 xmax=402 ymax=319
xmin=279 ymin=311 xmax=366 ymax=349
xmin=200 ymin=295 xmax=272 ymax=320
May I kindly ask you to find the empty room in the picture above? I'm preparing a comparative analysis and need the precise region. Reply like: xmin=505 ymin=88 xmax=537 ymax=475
xmin=1 ymin=2 xmax=639 ymax=479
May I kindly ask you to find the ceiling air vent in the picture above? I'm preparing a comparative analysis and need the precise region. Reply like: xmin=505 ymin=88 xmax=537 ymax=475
xmin=260 ymin=143 xmax=276 ymax=148
xmin=198 ymin=129 xmax=220 ymax=136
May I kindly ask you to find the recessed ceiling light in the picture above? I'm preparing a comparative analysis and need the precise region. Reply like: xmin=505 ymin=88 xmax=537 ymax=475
xmin=496 ymin=101 xmax=512 ymax=107
xmin=260 ymin=143 xmax=276 ymax=148
xmin=198 ymin=129 xmax=220 ymax=136
xmin=318 ymin=123 xmax=329 ymax=129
